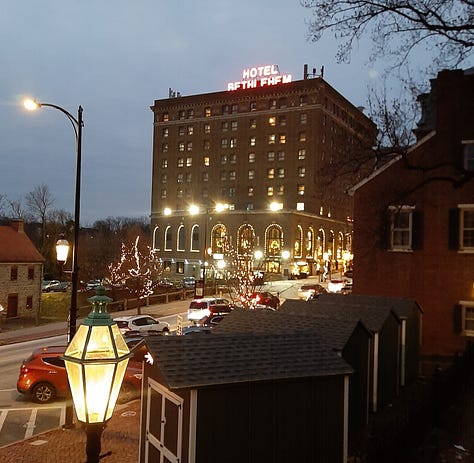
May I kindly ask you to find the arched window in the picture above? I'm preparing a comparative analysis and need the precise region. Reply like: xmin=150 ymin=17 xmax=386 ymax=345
xmin=211 ymin=224 xmax=227 ymax=255
xmin=265 ymin=224 xmax=283 ymax=257
xmin=237 ymin=224 xmax=255 ymax=255
xmin=294 ymin=225 xmax=303 ymax=258
xmin=164 ymin=226 xmax=172 ymax=251
xmin=306 ymin=227 xmax=314 ymax=258
xmin=177 ymin=225 xmax=185 ymax=251
xmin=318 ymin=229 xmax=325 ymax=257
xmin=191 ymin=224 xmax=200 ymax=251
xmin=153 ymin=226 xmax=160 ymax=250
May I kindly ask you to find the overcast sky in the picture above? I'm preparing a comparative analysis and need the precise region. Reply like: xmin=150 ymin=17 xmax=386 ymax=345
xmin=1 ymin=1 xmax=384 ymax=225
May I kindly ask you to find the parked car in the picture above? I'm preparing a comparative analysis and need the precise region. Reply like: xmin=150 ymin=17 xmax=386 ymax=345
xmin=182 ymin=276 xmax=196 ymax=288
xmin=327 ymin=279 xmax=345 ymax=293
xmin=41 ymin=280 xmax=60 ymax=292
xmin=196 ymin=313 xmax=229 ymax=327
xmin=114 ymin=315 xmax=170 ymax=335
xmin=187 ymin=297 xmax=232 ymax=323
xmin=182 ymin=325 xmax=213 ymax=335
xmin=297 ymin=283 xmax=327 ymax=300
xmin=17 ymin=345 xmax=142 ymax=404
xmin=247 ymin=291 xmax=280 ymax=310
xmin=86 ymin=279 xmax=102 ymax=291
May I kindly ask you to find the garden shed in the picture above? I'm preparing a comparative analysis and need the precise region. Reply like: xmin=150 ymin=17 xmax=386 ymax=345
xmin=140 ymin=332 xmax=352 ymax=463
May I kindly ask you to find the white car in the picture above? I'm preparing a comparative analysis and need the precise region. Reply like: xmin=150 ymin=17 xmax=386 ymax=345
xmin=187 ymin=297 xmax=232 ymax=323
xmin=114 ymin=315 xmax=170 ymax=334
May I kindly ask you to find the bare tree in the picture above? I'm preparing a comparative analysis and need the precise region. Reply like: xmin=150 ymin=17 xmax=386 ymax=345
xmin=8 ymin=198 xmax=28 ymax=220
xmin=302 ymin=0 xmax=474 ymax=72
xmin=0 ymin=193 xmax=6 ymax=217
xmin=106 ymin=236 xmax=164 ymax=315
xmin=25 ymin=184 xmax=55 ymax=249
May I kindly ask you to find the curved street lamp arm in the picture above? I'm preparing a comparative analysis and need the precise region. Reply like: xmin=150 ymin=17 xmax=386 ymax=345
xmin=38 ymin=102 xmax=83 ymax=139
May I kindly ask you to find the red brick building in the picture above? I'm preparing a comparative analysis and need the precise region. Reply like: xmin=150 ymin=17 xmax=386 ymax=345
xmin=351 ymin=68 xmax=474 ymax=365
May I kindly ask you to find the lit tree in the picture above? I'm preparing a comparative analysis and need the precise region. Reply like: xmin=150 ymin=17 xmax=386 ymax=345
xmin=106 ymin=236 xmax=164 ymax=315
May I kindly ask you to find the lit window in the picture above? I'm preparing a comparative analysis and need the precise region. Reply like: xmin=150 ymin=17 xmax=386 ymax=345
xmin=267 ymin=168 xmax=275 ymax=179
xmin=297 ymin=185 xmax=305 ymax=196
xmin=279 ymin=134 xmax=286 ymax=144
xmin=177 ymin=158 xmax=184 ymax=167
xmin=230 ymin=154 xmax=237 ymax=164
xmin=163 ymin=112 xmax=169 ymax=122
xmin=268 ymin=134 xmax=276 ymax=145
xmin=205 ymin=107 xmax=211 ymax=117
xmin=204 ymin=156 xmax=210 ymax=166
xmin=298 ymin=167 xmax=305 ymax=177
xmin=249 ymin=119 xmax=257 ymax=129
xmin=298 ymin=149 xmax=306 ymax=160
xmin=389 ymin=206 xmax=415 ymax=250
xmin=229 ymin=170 xmax=236 ymax=180
xmin=221 ymin=139 xmax=228 ymax=149
xmin=278 ymin=151 xmax=285 ymax=161
xmin=187 ymin=142 xmax=193 ymax=151
xmin=248 ymin=153 xmax=256 ymax=163
xmin=187 ymin=126 xmax=194 ymax=136
xmin=250 ymin=136 xmax=256 ymax=147
xmin=248 ymin=187 xmax=254 ymax=197
xmin=277 ymin=185 xmax=284 ymax=195
xmin=248 ymin=169 xmax=255 ymax=180
xmin=162 ymin=143 xmax=168 ymax=153
xmin=178 ymin=142 xmax=185 ymax=152
xmin=267 ymin=151 xmax=275 ymax=162
xmin=204 ymin=124 xmax=211 ymax=134
xmin=161 ymin=159 xmax=168 ymax=168
xmin=178 ymin=126 xmax=185 ymax=136
xmin=250 ymin=101 xmax=257 ymax=111
xmin=299 ymin=132 xmax=306 ymax=142
xmin=222 ymin=121 xmax=229 ymax=131
xmin=267 ymin=186 xmax=274 ymax=196
xmin=297 ymin=202 xmax=305 ymax=211
xmin=186 ymin=157 xmax=192 ymax=167
xmin=277 ymin=168 xmax=285 ymax=178
xmin=269 ymin=116 xmax=276 ymax=126
xmin=463 ymin=141 xmax=474 ymax=171
xmin=163 ymin=128 xmax=169 ymax=137
xmin=161 ymin=174 xmax=167 ymax=184
xmin=229 ymin=187 xmax=236 ymax=197
xmin=177 ymin=187 xmax=183 ymax=198
xmin=177 ymin=173 xmax=184 ymax=183
xmin=300 ymin=113 xmax=307 ymax=124
xmin=231 ymin=104 xmax=238 ymax=114
xmin=221 ymin=154 xmax=227 ymax=164
xmin=231 ymin=121 xmax=238 ymax=131
xmin=230 ymin=138 xmax=237 ymax=148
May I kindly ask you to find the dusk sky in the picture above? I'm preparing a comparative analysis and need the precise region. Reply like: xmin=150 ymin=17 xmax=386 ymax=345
xmin=1 ymin=1 xmax=386 ymax=225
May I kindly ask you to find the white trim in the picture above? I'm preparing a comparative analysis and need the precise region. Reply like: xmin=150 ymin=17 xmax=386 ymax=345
xmin=372 ymin=333 xmax=379 ymax=413
xmin=188 ymin=389 xmax=198 ymax=463
xmin=343 ymin=375 xmax=349 ymax=463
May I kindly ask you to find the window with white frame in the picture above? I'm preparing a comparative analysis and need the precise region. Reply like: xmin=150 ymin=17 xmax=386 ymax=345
xmin=203 ymin=156 xmax=210 ymax=167
xmin=177 ymin=225 xmax=185 ymax=251
xmin=460 ymin=301 xmax=474 ymax=336
xmin=161 ymin=159 xmax=168 ymax=168
xmin=460 ymin=206 xmax=474 ymax=250
xmin=186 ymin=157 xmax=192 ymax=167
xmin=179 ymin=126 xmax=185 ymax=136
xmin=389 ymin=206 xmax=414 ymax=250
xmin=463 ymin=141 xmax=474 ymax=171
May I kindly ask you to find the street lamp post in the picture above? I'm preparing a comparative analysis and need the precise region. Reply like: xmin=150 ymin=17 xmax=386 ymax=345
xmin=23 ymin=99 xmax=83 ymax=343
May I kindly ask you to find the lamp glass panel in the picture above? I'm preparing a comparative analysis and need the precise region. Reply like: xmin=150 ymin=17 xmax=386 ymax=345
xmin=107 ymin=359 xmax=129 ymax=419
xmin=64 ymin=325 xmax=90 ymax=359
xmin=85 ymin=326 xmax=115 ymax=360
xmin=84 ymin=363 xmax=116 ymax=423
xmin=111 ymin=324 xmax=130 ymax=356
xmin=56 ymin=242 xmax=69 ymax=263
xmin=64 ymin=361 xmax=86 ymax=422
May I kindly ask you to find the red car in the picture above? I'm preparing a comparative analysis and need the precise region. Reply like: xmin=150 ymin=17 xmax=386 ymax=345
xmin=241 ymin=291 xmax=280 ymax=310
xmin=17 ymin=345 xmax=142 ymax=404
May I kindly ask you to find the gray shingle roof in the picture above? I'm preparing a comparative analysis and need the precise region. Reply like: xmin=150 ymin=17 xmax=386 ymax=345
xmin=145 ymin=332 xmax=352 ymax=389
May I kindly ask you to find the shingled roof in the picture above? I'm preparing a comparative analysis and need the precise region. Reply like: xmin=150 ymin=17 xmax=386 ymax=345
xmin=214 ymin=308 xmax=370 ymax=352
xmin=0 ymin=221 xmax=44 ymax=263
xmin=145 ymin=332 xmax=352 ymax=389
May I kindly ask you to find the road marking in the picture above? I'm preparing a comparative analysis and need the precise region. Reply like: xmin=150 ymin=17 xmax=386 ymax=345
xmin=24 ymin=408 xmax=37 ymax=439
xmin=0 ymin=411 xmax=7 ymax=432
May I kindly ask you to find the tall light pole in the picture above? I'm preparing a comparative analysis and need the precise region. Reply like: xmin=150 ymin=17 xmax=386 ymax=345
xmin=24 ymin=98 xmax=83 ymax=343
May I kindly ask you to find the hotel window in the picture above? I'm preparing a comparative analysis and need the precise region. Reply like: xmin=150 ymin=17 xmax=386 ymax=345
xmin=177 ymin=225 xmax=185 ymax=251
xmin=161 ymin=174 xmax=168 ymax=184
xmin=220 ymin=171 xmax=227 ymax=181
xmin=26 ymin=296 xmax=33 ymax=310
xmin=300 ymin=113 xmax=307 ymax=124
xmin=299 ymin=132 xmax=306 ymax=142
xmin=164 ymin=226 xmax=172 ymax=250
xmin=186 ymin=173 xmax=192 ymax=183
xmin=269 ymin=99 xmax=277 ymax=109
xmin=248 ymin=169 xmax=255 ymax=180
xmin=221 ymin=154 xmax=227 ymax=164
xmin=279 ymin=134 xmax=286 ymax=144
xmin=229 ymin=187 xmax=236 ymax=197
xmin=297 ymin=202 xmax=305 ymax=211
xmin=267 ymin=186 xmax=274 ymax=196
xmin=177 ymin=173 xmax=184 ymax=183
xmin=450 ymin=205 xmax=474 ymax=251
xmin=161 ymin=159 xmax=168 ymax=168
xmin=323 ymin=114 xmax=326 ymax=126
xmin=230 ymin=154 xmax=237 ymax=164
xmin=28 ymin=267 xmax=34 ymax=280
xmin=463 ymin=141 xmax=474 ymax=171
xmin=279 ymin=97 xmax=287 ymax=108
xmin=249 ymin=119 xmax=257 ymax=129
xmin=231 ymin=121 xmax=238 ymax=131
xmin=187 ymin=126 xmax=194 ymax=136
xmin=277 ymin=151 xmax=285 ymax=161
xmin=277 ymin=168 xmax=285 ymax=178
xmin=299 ymin=95 xmax=308 ymax=106
xmin=269 ymin=116 xmax=276 ymax=126
xmin=187 ymin=142 xmax=193 ymax=151
xmin=457 ymin=301 xmax=474 ymax=336
xmin=298 ymin=166 xmax=306 ymax=177
xmin=297 ymin=184 xmax=305 ymax=196
xmin=268 ymin=134 xmax=276 ymax=145
xmin=279 ymin=116 xmax=287 ymax=126
xmin=204 ymin=140 xmax=210 ymax=150
xmin=186 ymin=157 xmax=192 ymax=167
xmin=162 ymin=143 xmax=168 ymax=153
xmin=267 ymin=151 xmax=275 ymax=162
xmin=205 ymin=107 xmax=211 ymax=117
xmin=250 ymin=101 xmax=257 ymax=111
xmin=203 ymin=188 xmax=209 ymax=198
xmin=187 ymin=109 xmax=194 ymax=118
xmin=248 ymin=152 xmax=256 ymax=163
xmin=388 ymin=205 xmax=420 ymax=251
xmin=179 ymin=110 xmax=186 ymax=120
xmin=298 ymin=149 xmax=306 ymax=160
xmin=230 ymin=138 xmax=237 ymax=148
xmin=221 ymin=139 xmax=228 ymax=149
xmin=161 ymin=189 xmax=167 ymax=198
xmin=222 ymin=104 xmax=229 ymax=115
xmin=178 ymin=142 xmax=185 ymax=152
xmin=250 ymin=136 xmax=256 ymax=147
xmin=177 ymin=158 xmax=184 ymax=167
xmin=247 ymin=203 xmax=254 ymax=210
xmin=202 ymin=172 xmax=209 ymax=182
xmin=177 ymin=187 xmax=184 ymax=198
xmin=229 ymin=170 xmax=236 ymax=180
xmin=204 ymin=123 xmax=211 ymax=134
xmin=162 ymin=112 xmax=169 ymax=122
xmin=162 ymin=128 xmax=169 ymax=137
xmin=267 ymin=168 xmax=275 ymax=179
xmin=178 ymin=126 xmax=185 ymax=136
xmin=277 ymin=185 xmax=284 ymax=195
xmin=231 ymin=104 xmax=238 ymax=114
xmin=248 ymin=187 xmax=254 ymax=197
xmin=221 ymin=121 xmax=229 ymax=131
xmin=203 ymin=156 xmax=210 ymax=166
xmin=220 ymin=187 xmax=227 ymax=197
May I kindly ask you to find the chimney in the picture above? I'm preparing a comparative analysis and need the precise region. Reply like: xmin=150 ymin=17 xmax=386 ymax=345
xmin=10 ymin=219 xmax=24 ymax=233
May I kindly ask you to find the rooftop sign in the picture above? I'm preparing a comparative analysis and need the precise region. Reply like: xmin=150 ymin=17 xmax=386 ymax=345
xmin=227 ymin=65 xmax=292 ymax=91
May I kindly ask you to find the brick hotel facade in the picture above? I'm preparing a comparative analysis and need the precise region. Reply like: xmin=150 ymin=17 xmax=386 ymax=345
xmin=149 ymin=66 xmax=376 ymax=280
